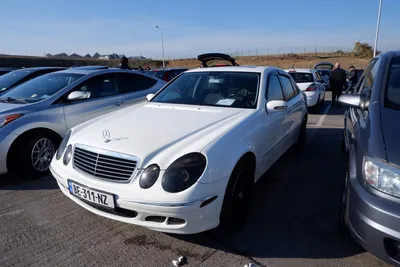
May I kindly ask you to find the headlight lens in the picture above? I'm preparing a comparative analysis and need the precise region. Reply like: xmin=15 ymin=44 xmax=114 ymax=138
xmin=63 ymin=145 xmax=73 ymax=165
xmin=56 ymin=130 xmax=72 ymax=160
xmin=363 ymin=156 xmax=400 ymax=198
xmin=139 ymin=164 xmax=160 ymax=189
xmin=162 ymin=153 xmax=207 ymax=193
xmin=0 ymin=114 xmax=23 ymax=128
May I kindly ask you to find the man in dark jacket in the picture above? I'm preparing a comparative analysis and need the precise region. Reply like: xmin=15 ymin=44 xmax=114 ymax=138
xmin=346 ymin=65 xmax=358 ymax=93
xmin=118 ymin=56 xmax=132 ymax=70
xmin=329 ymin=62 xmax=347 ymax=107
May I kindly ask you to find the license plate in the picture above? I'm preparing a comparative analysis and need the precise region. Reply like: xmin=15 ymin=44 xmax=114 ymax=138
xmin=68 ymin=180 xmax=115 ymax=209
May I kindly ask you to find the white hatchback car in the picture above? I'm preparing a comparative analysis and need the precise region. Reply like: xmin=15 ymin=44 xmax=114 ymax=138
xmin=285 ymin=68 xmax=326 ymax=109
xmin=50 ymin=66 xmax=308 ymax=234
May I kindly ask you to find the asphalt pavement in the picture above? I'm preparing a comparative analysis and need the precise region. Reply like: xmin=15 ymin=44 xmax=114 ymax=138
xmin=0 ymin=92 xmax=393 ymax=267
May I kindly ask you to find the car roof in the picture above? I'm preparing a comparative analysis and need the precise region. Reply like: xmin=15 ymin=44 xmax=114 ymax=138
xmin=0 ymin=67 xmax=18 ymax=71
xmin=152 ymin=68 xmax=188 ymax=71
xmin=12 ymin=66 xmax=66 ymax=73
xmin=69 ymin=65 xmax=108 ymax=70
xmin=284 ymin=68 xmax=313 ymax=73
xmin=56 ymin=68 xmax=162 ymax=77
xmin=185 ymin=66 xmax=272 ymax=74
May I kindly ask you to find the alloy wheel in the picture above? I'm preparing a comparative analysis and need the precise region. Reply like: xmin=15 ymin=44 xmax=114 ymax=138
xmin=31 ymin=138 xmax=55 ymax=172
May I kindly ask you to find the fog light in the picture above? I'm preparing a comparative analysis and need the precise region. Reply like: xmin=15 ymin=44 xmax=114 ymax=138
xmin=63 ymin=145 xmax=72 ymax=165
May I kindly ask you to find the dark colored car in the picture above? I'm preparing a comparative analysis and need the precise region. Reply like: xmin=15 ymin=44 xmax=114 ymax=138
xmin=0 ymin=67 xmax=18 ymax=76
xmin=339 ymin=50 xmax=400 ymax=266
xmin=197 ymin=53 xmax=239 ymax=67
xmin=314 ymin=62 xmax=333 ymax=90
xmin=151 ymin=68 xmax=188 ymax=82
xmin=0 ymin=67 xmax=66 ymax=94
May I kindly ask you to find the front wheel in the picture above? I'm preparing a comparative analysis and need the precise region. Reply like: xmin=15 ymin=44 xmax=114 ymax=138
xmin=218 ymin=160 xmax=254 ymax=234
xmin=10 ymin=134 xmax=58 ymax=178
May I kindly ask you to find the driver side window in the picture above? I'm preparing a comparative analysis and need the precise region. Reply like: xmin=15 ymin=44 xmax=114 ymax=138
xmin=75 ymin=75 xmax=118 ymax=100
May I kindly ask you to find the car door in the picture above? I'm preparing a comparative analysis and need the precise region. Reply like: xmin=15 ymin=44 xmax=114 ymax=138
xmin=62 ymin=73 xmax=126 ymax=129
xmin=345 ymin=58 xmax=379 ymax=151
xmin=278 ymin=73 xmax=304 ymax=149
xmin=257 ymin=72 xmax=288 ymax=176
xmin=114 ymin=72 xmax=161 ymax=107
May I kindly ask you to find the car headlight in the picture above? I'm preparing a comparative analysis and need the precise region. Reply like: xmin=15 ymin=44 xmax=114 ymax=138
xmin=162 ymin=153 xmax=207 ymax=193
xmin=63 ymin=145 xmax=73 ymax=165
xmin=139 ymin=164 xmax=160 ymax=189
xmin=363 ymin=156 xmax=400 ymax=198
xmin=0 ymin=114 xmax=23 ymax=128
xmin=56 ymin=130 xmax=72 ymax=160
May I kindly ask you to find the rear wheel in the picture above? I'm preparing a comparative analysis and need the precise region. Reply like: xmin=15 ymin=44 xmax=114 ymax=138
xmin=294 ymin=116 xmax=307 ymax=151
xmin=218 ymin=160 xmax=254 ymax=234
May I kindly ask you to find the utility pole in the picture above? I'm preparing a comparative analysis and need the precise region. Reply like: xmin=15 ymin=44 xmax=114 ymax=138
xmin=155 ymin=25 xmax=165 ymax=68
xmin=374 ymin=0 xmax=383 ymax=57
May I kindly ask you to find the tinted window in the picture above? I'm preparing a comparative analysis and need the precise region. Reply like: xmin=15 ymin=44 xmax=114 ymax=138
xmin=0 ymin=70 xmax=32 ymax=92
xmin=288 ymin=72 xmax=314 ymax=83
xmin=357 ymin=58 xmax=380 ymax=94
xmin=76 ymin=75 xmax=118 ymax=99
xmin=1 ymin=72 xmax=85 ymax=102
xmin=154 ymin=71 xmax=166 ymax=79
xmin=116 ymin=73 xmax=157 ymax=93
xmin=385 ymin=56 xmax=400 ymax=109
xmin=279 ymin=75 xmax=296 ymax=99
xmin=151 ymin=71 xmax=260 ymax=108
xmin=266 ymin=75 xmax=284 ymax=101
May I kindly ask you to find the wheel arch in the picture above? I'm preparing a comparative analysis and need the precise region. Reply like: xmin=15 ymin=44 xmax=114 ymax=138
xmin=231 ymin=151 xmax=257 ymax=183
xmin=6 ymin=127 xmax=62 ymax=171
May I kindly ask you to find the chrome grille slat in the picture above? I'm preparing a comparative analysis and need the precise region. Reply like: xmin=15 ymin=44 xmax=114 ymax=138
xmin=73 ymin=145 xmax=138 ymax=183
xmin=97 ymin=156 xmax=137 ymax=166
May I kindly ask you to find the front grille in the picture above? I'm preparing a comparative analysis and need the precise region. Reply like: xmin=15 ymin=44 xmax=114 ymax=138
xmin=73 ymin=145 xmax=138 ymax=182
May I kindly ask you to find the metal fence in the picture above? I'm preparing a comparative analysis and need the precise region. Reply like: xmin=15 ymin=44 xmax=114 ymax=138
xmin=150 ymin=46 xmax=354 ymax=61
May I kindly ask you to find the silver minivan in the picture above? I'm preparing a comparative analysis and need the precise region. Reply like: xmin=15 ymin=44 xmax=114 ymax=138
xmin=0 ymin=68 xmax=166 ymax=177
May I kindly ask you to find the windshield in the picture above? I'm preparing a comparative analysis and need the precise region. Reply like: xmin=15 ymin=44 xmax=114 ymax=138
xmin=151 ymin=71 xmax=260 ymax=109
xmin=0 ymin=70 xmax=32 ymax=92
xmin=288 ymin=72 xmax=314 ymax=83
xmin=1 ymin=72 xmax=85 ymax=103
xmin=386 ymin=56 xmax=400 ymax=110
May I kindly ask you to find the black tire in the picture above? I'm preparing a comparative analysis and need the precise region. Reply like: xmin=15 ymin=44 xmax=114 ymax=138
xmin=294 ymin=116 xmax=307 ymax=151
xmin=339 ymin=158 xmax=350 ymax=233
xmin=218 ymin=159 xmax=254 ymax=234
xmin=9 ymin=133 xmax=58 ymax=178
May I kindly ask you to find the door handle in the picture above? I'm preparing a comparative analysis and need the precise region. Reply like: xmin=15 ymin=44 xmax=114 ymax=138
xmin=115 ymin=100 xmax=125 ymax=106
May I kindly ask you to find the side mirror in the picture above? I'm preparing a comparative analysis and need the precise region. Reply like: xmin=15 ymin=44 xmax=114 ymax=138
xmin=265 ymin=100 xmax=288 ymax=113
xmin=338 ymin=94 xmax=370 ymax=110
xmin=146 ymin=93 xmax=155 ymax=102
xmin=67 ymin=91 xmax=89 ymax=101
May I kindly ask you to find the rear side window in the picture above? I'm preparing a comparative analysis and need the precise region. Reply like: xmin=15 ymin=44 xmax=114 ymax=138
xmin=154 ymin=71 xmax=166 ymax=80
xmin=385 ymin=56 xmax=400 ymax=110
xmin=117 ymin=73 xmax=157 ymax=93
xmin=279 ymin=75 xmax=297 ymax=99
xmin=288 ymin=72 xmax=314 ymax=83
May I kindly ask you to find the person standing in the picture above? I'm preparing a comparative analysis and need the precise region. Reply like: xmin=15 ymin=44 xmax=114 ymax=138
xmin=346 ymin=65 xmax=358 ymax=93
xmin=118 ymin=56 xmax=132 ymax=70
xmin=329 ymin=62 xmax=347 ymax=107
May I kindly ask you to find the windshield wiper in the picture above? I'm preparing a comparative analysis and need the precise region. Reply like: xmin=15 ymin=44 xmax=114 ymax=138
xmin=0 ymin=97 xmax=28 ymax=104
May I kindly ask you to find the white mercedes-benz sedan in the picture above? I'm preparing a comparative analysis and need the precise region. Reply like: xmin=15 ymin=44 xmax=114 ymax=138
xmin=50 ymin=66 xmax=308 ymax=234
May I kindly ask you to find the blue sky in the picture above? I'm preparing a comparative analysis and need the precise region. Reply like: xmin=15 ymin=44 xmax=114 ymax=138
xmin=0 ymin=0 xmax=399 ymax=58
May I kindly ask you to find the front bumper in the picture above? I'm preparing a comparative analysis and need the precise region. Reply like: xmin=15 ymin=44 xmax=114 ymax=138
xmin=50 ymin=165 xmax=226 ymax=235
xmin=348 ymin=173 xmax=400 ymax=265
xmin=0 ymin=132 xmax=19 ymax=175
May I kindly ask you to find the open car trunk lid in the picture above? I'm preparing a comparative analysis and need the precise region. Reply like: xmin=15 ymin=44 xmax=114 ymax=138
xmin=197 ymin=53 xmax=239 ymax=67
xmin=313 ymin=62 xmax=334 ymax=70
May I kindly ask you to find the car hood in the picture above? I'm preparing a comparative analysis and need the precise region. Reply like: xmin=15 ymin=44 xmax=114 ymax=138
xmin=381 ymin=107 xmax=400 ymax=165
xmin=296 ymin=82 xmax=313 ymax=91
xmin=0 ymin=102 xmax=25 ymax=114
xmin=71 ymin=102 xmax=253 ymax=169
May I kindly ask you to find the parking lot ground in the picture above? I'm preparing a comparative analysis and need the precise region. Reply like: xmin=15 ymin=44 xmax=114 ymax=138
xmin=0 ymin=92 xmax=393 ymax=267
